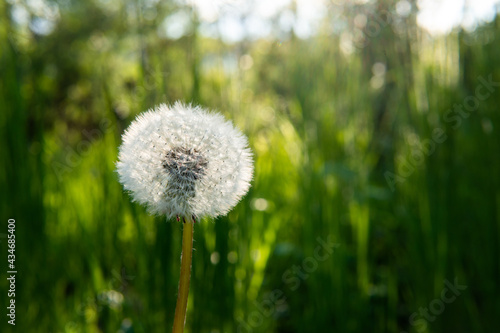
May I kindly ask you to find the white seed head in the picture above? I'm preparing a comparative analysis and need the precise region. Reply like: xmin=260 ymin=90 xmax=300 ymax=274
xmin=116 ymin=102 xmax=253 ymax=219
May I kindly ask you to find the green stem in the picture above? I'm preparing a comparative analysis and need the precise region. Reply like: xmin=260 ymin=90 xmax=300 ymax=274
xmin=172 ymin=216 xmax=194 ymax=333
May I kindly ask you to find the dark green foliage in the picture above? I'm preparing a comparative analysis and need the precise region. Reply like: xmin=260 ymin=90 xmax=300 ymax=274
xmin=1 ymin=1 xmax=499 ymax=332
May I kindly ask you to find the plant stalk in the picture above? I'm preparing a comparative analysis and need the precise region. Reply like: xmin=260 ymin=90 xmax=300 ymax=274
xmin=172 ymin=216 xmax=194 ymax=333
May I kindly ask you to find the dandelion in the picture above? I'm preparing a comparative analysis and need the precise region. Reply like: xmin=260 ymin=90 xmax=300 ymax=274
xmin=116 ymin=102 xmax=253 ymax=333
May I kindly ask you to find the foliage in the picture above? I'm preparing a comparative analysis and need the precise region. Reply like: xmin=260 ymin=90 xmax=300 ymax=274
xmin=1 ymin=0 xmax=499 ymax=332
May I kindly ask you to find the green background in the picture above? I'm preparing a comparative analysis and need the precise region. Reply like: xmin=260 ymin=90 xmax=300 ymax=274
xmin=1 ymin=0 xmax=499 ymax=332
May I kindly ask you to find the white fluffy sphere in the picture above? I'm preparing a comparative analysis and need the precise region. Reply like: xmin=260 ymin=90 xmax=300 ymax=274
xmin=116 ymin=103 xmax=253 ymax=219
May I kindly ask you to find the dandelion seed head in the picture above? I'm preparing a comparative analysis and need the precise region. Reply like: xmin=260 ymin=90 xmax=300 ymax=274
xmin=116 ymin=102 xmax=253 ymax=219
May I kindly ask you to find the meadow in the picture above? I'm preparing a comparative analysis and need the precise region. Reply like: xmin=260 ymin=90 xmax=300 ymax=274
xmin=1 ymin=1 xmax=499 ymax=332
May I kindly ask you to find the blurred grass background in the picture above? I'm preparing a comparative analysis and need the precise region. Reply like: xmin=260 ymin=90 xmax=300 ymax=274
xmin=1 ymin=0 xmax=500 ymax=332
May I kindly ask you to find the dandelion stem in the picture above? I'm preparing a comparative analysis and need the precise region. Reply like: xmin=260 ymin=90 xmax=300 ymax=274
xmin=172 ymin=216 xmax=194 ymax=333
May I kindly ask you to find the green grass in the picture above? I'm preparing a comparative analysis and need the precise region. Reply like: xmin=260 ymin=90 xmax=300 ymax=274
xmin=1 ymin=1 xmax=500 ymax=332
